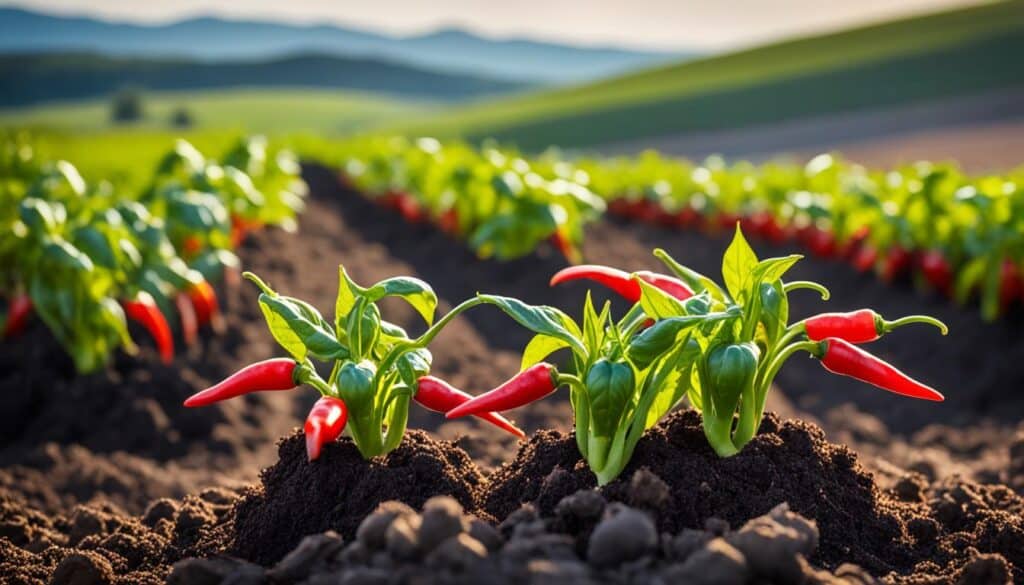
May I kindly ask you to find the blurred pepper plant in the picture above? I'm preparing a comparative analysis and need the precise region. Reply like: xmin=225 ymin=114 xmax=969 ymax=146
xmin=0 ymin=134 xmax=307 ymax=373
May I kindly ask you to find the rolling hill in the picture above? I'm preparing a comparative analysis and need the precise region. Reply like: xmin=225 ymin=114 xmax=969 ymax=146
xmin=0 ymin=7 xmax=686 ymax=83
xmin=0 ymin=88 xmax=428 ymax=135
xmin=397 ymin=0 xmax=1024 ymax=150
xmin=0 ymin=52 xmax=525 ymax=107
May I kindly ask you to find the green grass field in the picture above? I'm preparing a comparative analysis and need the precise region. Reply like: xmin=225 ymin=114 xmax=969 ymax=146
xmin=0 ymin=88 xmax=430 ymax=135
xmin=395 ymin=0 xmax=1024 ymax=148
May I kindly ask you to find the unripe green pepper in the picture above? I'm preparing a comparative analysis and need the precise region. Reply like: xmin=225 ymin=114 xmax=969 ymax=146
xmin=704 ymin=342 xmax=760 ymax=419
xmin=347 ymin=300 xmax=381 ymax=359
xmin=337 ymin=360 xmax=377 ymax=411
xmin=585 ymin=358 xmax=635 ymax=437
xmin=627 ymin=319 xmax=681 ymax=369
xmin=758 ymin=282 xmax=787 ymax=345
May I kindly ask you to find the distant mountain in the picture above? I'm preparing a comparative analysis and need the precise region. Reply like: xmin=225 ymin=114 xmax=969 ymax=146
xmin=0 ymin=52 xmax=527 ymax=107
xmin=0 ymin=7 xmax=689 ymax=83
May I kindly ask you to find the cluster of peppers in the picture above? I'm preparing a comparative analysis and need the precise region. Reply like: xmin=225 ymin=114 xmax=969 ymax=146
xmin=325 ymin=137 xmax=1024 ymax=320
xmin=588 ymin=152 xmax=1024 ymax=321
xmin=0 ymin=136 xmax=306 ymax=372
xmin=187 ymin=227 xmax=946 ymax=482
xmin=329 ymin=136 xmax=605 ymax=265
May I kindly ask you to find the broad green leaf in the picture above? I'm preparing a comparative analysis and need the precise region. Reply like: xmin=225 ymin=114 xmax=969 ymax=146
xmin=654 ymin=248 xmax=727 ymax=301
xmin=396 ymin=348 xmax=432 ymax=389
xmin=366 ymin=276 xmax=437 ymax=325
xmin=478 ymin=294 xmax=585 ymax=357
xmin=637 ymin=278 xmax=688 ymax=319
xmin=722 ymin=226 xmax=758 ymax=302
xmin=522 ymin=334 xmax=570 ymax=370
xmin=258 ymin=295 xmax=307 ymax=362
xmin=335 ymin=265 xmax=359 ymax=330
xmin=751 ymin=255 xmax=801 ymax=286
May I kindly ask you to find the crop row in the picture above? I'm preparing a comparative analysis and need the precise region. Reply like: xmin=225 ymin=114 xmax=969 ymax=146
xmin=0 ymin=135 xmax=307 ymax=372
xmin=321 ymin=138 xmax=1024 ymax=320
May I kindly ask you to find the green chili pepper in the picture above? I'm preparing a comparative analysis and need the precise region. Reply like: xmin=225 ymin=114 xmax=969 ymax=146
xmin=586 ymin=358 xmax=635 ymax=438
xmin=702 ymin=342 xmax=759 ymax=457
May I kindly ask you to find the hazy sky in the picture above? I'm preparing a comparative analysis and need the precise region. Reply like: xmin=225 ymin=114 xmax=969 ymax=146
xmin=3 ymin=0 xmax=989 ymax=50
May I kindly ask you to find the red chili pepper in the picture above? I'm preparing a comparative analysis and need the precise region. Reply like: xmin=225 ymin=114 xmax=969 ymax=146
xmin=675 ymin=207 xmax=699 ymax=228
xmin=1000 ymin=259 xmax=1022 ymax=308
xmin=715 ymin=212 xmax=741 ymax=231
xmin=919 ymin=250 xmax=952 ymax=295
xmin=188 ymin=280 xmax=223 ymax=331
xmin=852 ymin=244 xmax=878 ymax=273
xmin=2 ymin=295 xmax=32 ymax=338
xmin=438 ymin=208 xmax=460 ymax=236
xmin=304 ymin=395 xmax=348 ymax=461
xmin=634 ymin=200 xmax=662 ymax=223
xmin=815 ymin=338 xmax=943 ymax=401
xmin=394 ymin=193 xmax=423 ymax=223
xmin=748 ymin=211 xmax=785 ymax=243
xmin=415 ymin=376 xmax=525 ymax=438
xmin=446 ymin=363 xmax=559 ymax=419
xmin=805 ymin=227 xmax=837 ymax=258
xmin=122 ymin=292 xmax=174 ymax=364
xmin=551 ymin=229 xmax=581 ymax=265
xmin=184 ymin=358 xmax=298 ymax=407
xmin=879 ymin=246 xmax=911 ymax=283
xmin=804 ymin=309 xmax=947 ymax=344
xmin=550 ymin=265 xmax=693 ymax=303
xmin=174 ymin=292 xmax=198 ymax=347
xmin=607 ymin=198 xmax=632 ymax=217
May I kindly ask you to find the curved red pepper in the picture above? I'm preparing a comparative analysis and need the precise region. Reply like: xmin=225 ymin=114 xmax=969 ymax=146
xmin=879 ymin=246 xmax=911 ymax=283
xmin=919 ymin=250 xmax=952 ymax=294
xmin=551 ymin=229 xmax=581 ymax=265
xmin=550 ymin=265 xmax=693 ymax=303
xmin=174 ymin=292 xmax=198 ymax=347
xmin=852 ymin=245 xmax=878 ymax=273
xmin=805 ymin=310 xmax=947 ymax=344
xmin=184 ymin=358 xmax=298 ymax=407
xmin=446 ymin=363 xmax=558 ymax=419
xmin=304 ymin=395 xmax=348 ymax=461
xmin=122 ymin=292 xmax=174 ymax=364
xmin=816 ymin=338 xmax=943 ymax=401
xmin=187 ymin=280 xmax=222 ymax=330
xmin=415 ymin=376 xmax=525 ymax=438
xmin=2 ymin=295 xmax=32 ymax=338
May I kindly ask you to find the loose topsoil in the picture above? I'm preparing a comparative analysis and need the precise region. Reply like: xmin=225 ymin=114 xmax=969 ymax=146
xmin=2 ymin=410 xmax=1020 ymax=584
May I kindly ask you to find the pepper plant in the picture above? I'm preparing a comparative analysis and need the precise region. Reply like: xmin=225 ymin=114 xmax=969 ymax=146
xmin=450 ymin=227 xmax=947 ymax=480
xmin=184 ymin=266 xmax=524 ymax=461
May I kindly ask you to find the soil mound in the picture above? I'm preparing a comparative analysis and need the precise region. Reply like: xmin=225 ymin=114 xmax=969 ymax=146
xmin=483 ymin=409 xmax=1024 ymax=582
xmin=229 ymin=429 xmax=488 ymax=565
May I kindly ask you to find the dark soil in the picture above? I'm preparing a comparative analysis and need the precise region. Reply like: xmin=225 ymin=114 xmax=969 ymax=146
xmin=3 ymin=409 xmax=1016 ymax=584
xmin=482 ymin=409 xmax=1024 ymax=582
xmin=229 ymin=429 xmax=488 ymax=565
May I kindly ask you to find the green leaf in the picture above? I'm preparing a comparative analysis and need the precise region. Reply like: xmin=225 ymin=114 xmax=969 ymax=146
xmin=722 ymin=226 xmax=759 ymax=302
xmin=335 ymin=265 xmax=359 ymax=331
xmin=581 ymin=292 xmax=608 ymax=355
xmin=637 ymin=278 xmax=688 ymax=319
xmin=654 ymin=248 xmax=727 ymax=302
xmin=751 ymin=255 xmax=801 ymax=285
xmin=396 ymin=347 xmax=432 ymax=389
xmin=258 ymin=295 xmax=308 ymax=362
xmin=522 ymin=334 xmax=570 ymax=370
xmin=478 ymin=294 xmax=585 ymax=357
xmin=366 ymin=276 xmax=438 ymax=325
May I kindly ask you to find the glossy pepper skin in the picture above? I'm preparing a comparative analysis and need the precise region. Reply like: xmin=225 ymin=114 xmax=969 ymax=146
xmin=122 ymin=292 xmax=174 ymax=364
xmin=2 ymin=295 xmax=33 ymax=338
xmin=187 ymin=280 xmax=222 ymax=330
xmin=816 ymin=338 xmax=944 ymax=401
xmin=701 ymin=343 xmax=760 ymax=457
xmin=804 ymin=310 xmax=947 ymax=344
xmin=549 ymin=265 xmax=693 ymax=303
xmin=806 ymin=310 xmax=879 ymax=344
xmin=304 ymin=396 xmax=348 ymax=462
xmin=446 ymin=363 xmax=558 ymax=419
xmin=184 ymin=358 xmax=297 ymax=407
xmin=414 ymin=376 xmax=525 ymax=438
xmin=585 ymin=359 xmax=635 ymax=438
